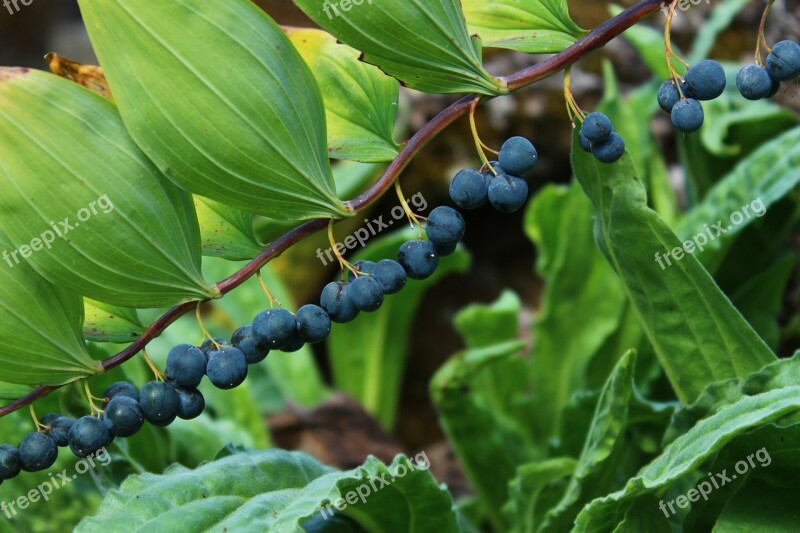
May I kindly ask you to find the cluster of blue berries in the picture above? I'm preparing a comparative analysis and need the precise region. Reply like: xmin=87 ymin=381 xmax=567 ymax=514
xmin=737 ymin=40 xmax=800 ymax=100
xmin=577 ymin=112 xmax=625 ymax=163
xmin=658 ymin=59 xmax=727 ymax=133
xmin=449 ymin=136 xmax=537 ymax=213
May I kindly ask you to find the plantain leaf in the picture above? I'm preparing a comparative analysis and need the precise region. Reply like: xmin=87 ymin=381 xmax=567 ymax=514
xmin=294 ymin=0 xmax=508 ymax=95
xmin=503 ymin=458 xmax=577 ymax=533
xmin=194 ymin=196 xmax=262 ymax=262
xmin=82 ymin=299 xmax=145 ymax=343
xmin=463 ymin=0 xmax=586 ymax=54
xmin=286 ymin=27 xmax=401 ymax=163
xmin=0 ymin=68 xmax=217 ymax=308
xmin=78 ymin=0 xmax=348 ymax=221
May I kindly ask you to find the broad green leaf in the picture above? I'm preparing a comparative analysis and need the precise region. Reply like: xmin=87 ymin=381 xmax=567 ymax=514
xmin=713 ymin=481 xmax=800 ymax=532
xmin=79 ymin=0 xmax=348 ymax=221
xmin=0 ymin=382 xmax=34 ymax=401
xmin=503 ymin=458 xmax=577 ymax=533
xmin=294 ymin=0 xmax=508 ymax=95
xmin=286 ymin=27 xmax=401 ymax=163
xmin=0 ymin=69 xmax=217 ymax=308
xmin=571 ymin=130 xmax=775 ymax=404
xmin=0 ymin=229 xmax=101 ymax=386
xmin=77 ymin=449 xmax=458 ymax=532
xmin=462 ymin=0 xmax=586 ymax=54
xmin=194 ymin=196 xmax=262 ymax=261
xmin=83 ymin=299 xmax=145 ymax=343
xmin=575 ymin=387 xmax=800 ymax=532
xmin=328 ymin=227 xmax=470 ymax=428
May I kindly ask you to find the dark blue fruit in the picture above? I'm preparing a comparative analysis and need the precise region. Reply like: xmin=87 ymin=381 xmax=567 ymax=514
xmin=348 ymin=260 xmax=376 ymax=282
xmin=166 ymin=344 xmax=207 ymax=388
xmin=103 ymin=381 xmax=138 ymax=403
xmin=488 ymin=175 xmax=529 ymax=213
xmin=581 ymin=112 xmax=613 ymax=142
xmin=578 ymin=131 xmax=592 ymax=152
xmin=736 ymin=64 xmax=775 ymax=100
xmin=148 ymin=415 xmax=176 ymax=427
xmin=371 ymin=259 xmax=407 ymax=294
xmin=432 ymin=241 xmax=457 ymax=257
xmin=766 ymin=40 xmax=800 ymax=81
xmin=281 ymin=336 xmax=305 ymax=353
xmin=0 ymin=444 xmax=21 ymax=480
xmin=320 ymin=281 xmax=359 ymax=323
xmin=685 ymin=60 xmax=726 ymax=100
xmin=199 ymin=337 xmax=227 ymax=355
xmin=498 ymin=136 xmax=538 ymax=176
xmin=232 ymin=325 xmax=269 ymax=364
xmin=69 ymin=416 xmax=112 ymax=458
xmin=206 ymin=347 xmax=248 ymax=389
xmin=139 ymin=381 xmax=179 ymax=423
xmin=175 ymin=388 xmax=205 ymax=420
xmin=252 ymin=308 xmax=297 ymax=350
xmin=591 ymin=132 xmax=626 ymax=163
xmin=449 ymin=168 xmax=489 ymax=209
xmin=426 ymin=206 xmax=465 ymax=249
xmin=657 ymin=80 xmax=683 ymax=112
xmin=671 ymin=98 xmax=704 ymax=132
xmin=398 ymin=240 xmax=439 ymax=280
xmin=103 ymin=396 xmax=144 ymax=438
xmin=347 ymin=276 xmax=384 ymax=312
xmin=41 ymin=414 xmax=73 ymax=447
xmin=295 ymin=304 xmax=331 ymax=344
xmin=18 ymin=432 xmax=58 ymax=472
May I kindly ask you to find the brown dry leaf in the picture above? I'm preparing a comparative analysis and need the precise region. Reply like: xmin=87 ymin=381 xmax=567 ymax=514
xmin=45 ymin=52 xmax=112 ymax=100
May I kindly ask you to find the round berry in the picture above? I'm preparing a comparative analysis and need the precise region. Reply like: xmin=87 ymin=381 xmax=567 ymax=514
xmin=398 ymin=240 xmax=439 ymax=280
xmin=591 ymin=132 xmax=626 ymax=163
xmin=581 ymin=112 xmax=613 ymax=143
xmin=149 ymin=415 xmax=177 ymax=427
xmin=347 ymin=276 xmax=384 ymax=312
xmin=736 ymin=64 xmax=775 ymax=100
xmin=0 ymin=444 xmax=21 ymax=480
xmin=281 ymin=336 xmax=306 ymax=353
xmin=139 ymin=381 xmax=179 ymax=423
xmin=449 ymin=168 xmax=488 ymax=209
xmin=68 ymin=416 xmax=112 ymax=458
xmin=320 ymin=281 xmax=360 ymax=323
xmin=488 ymin=175 xmax=529 ymax=213
xmin=347 ymin=260 xmax=377 ymax=282
xmin=232 ymin=325 xmax=269 ymax=364
xmin=41 ymin=414 xmax=73 ymax=447
xmin=432 ymin=241 xmax=457 ymax=257
xmin=657 ymin=80 xmax=683 ymax=113
xmin=766 ymin=40 xmax=800 ymax=82
xmin=166 ymin=344 xmax=207 ymax=388
xmin=199 ymin=337 xmax=228 ymax=355
xmin=296 ymin=304 xmax=331 ymax=344
xmin=18 ymin=432 xmax=58 ymax=472
xmin=371 ymin=259 xmax=407 ymax=294
xmin=103 ymin=396 xmax=144 ymax=438
xmin=175 ymin=388 xmax=205 ymax=420
xmin=498 ymin=136 xmax=538 ymax=176
xmin=578 ymin=132 xmax=592 ymax=152
xmin=686 ymin=60 xmax=726 ymax=100
xmin=252 ymin=308 xmax=297 ymax=350
xmin=103 ymin=381 xmax=138 ymax=404
xmin=206 ymin=347 xmax=248 ymax=389
xmin=671 ymin=98 xmax=704 ymax=132
xmin=426 ymin=206 xmax=466 ymax=249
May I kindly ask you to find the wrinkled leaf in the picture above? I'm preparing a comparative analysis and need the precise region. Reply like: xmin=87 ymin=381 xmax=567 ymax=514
xmin=194 ymin=196 xmax=262 ymax=261
xmin=503 ymin=458 xmax=576 ymax=533
xmin=83 ymin=299 xmax=145 ymax=343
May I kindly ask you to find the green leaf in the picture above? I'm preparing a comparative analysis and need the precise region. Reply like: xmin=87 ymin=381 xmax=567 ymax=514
xmin=714 ymin=481 xmax=800 ymax=532
xmin=609 ymin=5 xmax=670 ymax=79
xmin=194 ymin=196 xmax=262 ymax=261
xmin=0 ymin=68 xmax=218 ymax=308
xmin=77 ymin=449 xmax=458 ymax=532
xmin=571 ymin=130 xmax=775 ymax=404
xmin=286 ymin=27 xmax=401 ymax=163
xmin=462 ymin=0 xmax=586 ymax=54
xmin=0 ymin=230 xmax=102 ymax=386
xmin=503 ymin=457 xmax=577 ymax=533
xmin=0 ymin=382 xmax=34 ymax=401
xmin=575 ymin=387 xmax=800 ymax=532
xmin=687 ymin=0 xmax=750 ymax=64
xmin=78 ymin=0 xmax=348 ymax=221
xmin=328 ymin=227 xmax=470 ymax=428
xmin=83 ymin=299 xmax=145 ymax=343
xmin=294 ymin=0 xmax=508 ymax=95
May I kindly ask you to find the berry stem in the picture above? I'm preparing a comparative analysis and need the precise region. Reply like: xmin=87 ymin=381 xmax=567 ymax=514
xmin=663 ymin=0 xmax=688 ymax=97
xmin=29 ymin=405 xmax=46 ymax=432
xmin=195 ymin=302 xmax=221 ymax=350
xmin=327 ymin=219 xmax=360 ymax=276
xmin=394 ymin=181 xmax=426 ymax=239
xmin=84 ymin=382 xmax=104 ymax=417
xmin=562 ymin=67 xmax=586 ymax=125
xmin=142 ymin=348 xmax=165 ymax=382
xmin=755 ymin=0 xmax=776 ymax=64
xmin=256 ymin=270 xmax=281 ymax=308
xmin=468 ymin=97 xmax=496 ymax=175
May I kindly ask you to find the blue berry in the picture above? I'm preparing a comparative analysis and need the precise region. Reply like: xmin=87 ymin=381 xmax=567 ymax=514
xmin=657 ymin=80 xmax=683 ymax=112
xmin=232 ymin=325 xmax=269 ymax=364
xmin=103 ymin=396 xmax=144 ymax=438
xmin=320 ymin=281 xmax=359 ymax=323
xmin=0 ymin=444 xmax=20 ymax=480
xmin=433 ymin=241 xmax=457 ymax=257
xmin=591 ymin=132 xmax=626 ymax=163
xmin=581 ymin=112 xmax=613 ymax=142
xmin=166 ymin=344 xmax=207 ymax=388
xmin=348 ymin=260 xmax=376 ymax=282
xmin=488 ymin=175 xmax=529 ymax=213
xmin=149 ymin=415 xmax=176 ymax=427
xmin=199 ymin=337 xmax=228 ymax=355
xmin=139 ymin=381 xmax=179 ymax=423
xmin=103 ymin=381 xmax=138 ymax=403
xmin=69 ymin=417 xmax=112 ymax=458
xmin=252 ymin=308 xmax=297 ymax=350
xmin=175 ymin=388 xmax=205 ymax=420
xmin=736 ymin=65 xmax=775 ymax=100
xmin=686 ymin=60 xmax=726 ymax=100
xmin=347 ymin=276 xmax=384 ymax=312
xmin=498 ymin=136 xmax=538 ymax=176
xmin=449 ymin=169 xmax=488 ymax=209
xmin=371 ymin=259 xmax=407 ymax=294
xmin=206 ymin=347 xmax=248 ymax=389
xmin=426 ymin=207 xmax=465 ymax=249
xmin=766 ymin=40 xmax=800 ymax=82
xmin=671 ymin=98 xmax=704 ymax=132
xmin=18 ymin=432 xmax=58 ymax=472
xmin=296 ymin=304 xmax=331 ymax=344
xmin=578 ymin=132 xmax=592 ymax=152
xmin=281 ymin=336 xmax=305 ymax=353
xmin=398 ymin=240 xmax=439 ymax=280
xmin=41 ymin=414 xmax=74 ymax=447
